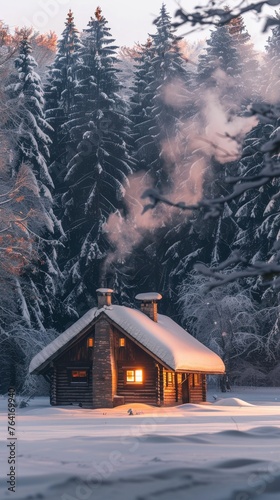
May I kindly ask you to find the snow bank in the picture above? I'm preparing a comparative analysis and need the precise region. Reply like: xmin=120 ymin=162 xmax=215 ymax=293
xmin=1 ymin=388 xmax=280 ymax=500
xmin=213 ymin=397 xmax=254 ymax=407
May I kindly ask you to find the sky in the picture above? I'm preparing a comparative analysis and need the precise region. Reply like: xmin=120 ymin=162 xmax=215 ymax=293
xmin=0 ymin=0 xmax=275 ymax=50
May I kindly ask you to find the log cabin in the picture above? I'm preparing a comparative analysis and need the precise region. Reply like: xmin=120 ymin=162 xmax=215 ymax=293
xmin=29 ymin=289 xmax=225 ymax=408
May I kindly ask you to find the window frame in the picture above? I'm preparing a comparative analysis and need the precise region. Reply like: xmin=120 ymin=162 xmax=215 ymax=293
xmin=193 ymin=373 xmax=201 ymax=387
xmin=68 ymin=368 xmax=89 ymax=386
xmin=165 ymin=371 xmax=175 ymax=387
xmin=124 ymin=368 xmax=144 ymax=385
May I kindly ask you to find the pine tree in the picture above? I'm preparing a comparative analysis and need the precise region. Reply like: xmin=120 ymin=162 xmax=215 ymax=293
xmin=125 ymin=4 xmax=197 ymax=308
xmin=132 ymin=4 xmax=194 ymax=190
xmin=8 ymin=34 xmax=63 ymax=329
xmin=190 ymin=18 xmax=253 ymax=273
xmin=45 ymin=10 xmax=81 ymax=194
xmin=234 ymin=13 xmax=280 ymax=298
xmin=61 ymin=8 xmax=133 ymax=315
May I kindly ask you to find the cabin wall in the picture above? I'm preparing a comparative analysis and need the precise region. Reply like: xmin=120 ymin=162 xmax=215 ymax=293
xmin=162 ymin=369 xmax=176 ymax=405
xmin=50 ymin=366 xmax=57 ymax=406
xmin=188 ymin=373 xmax=206 ymax=404
xmin=55 ymin=366 xmax=93 ymax=406
xmin=116 ymin=336 xmax=158 ymax=405
xmin=52 ymin=333 xmax=94 ymax=407
xmin=162 ymin=370 xmax=185 ymax=405
xmin=46 ymin=314 xmax=209 ymax=408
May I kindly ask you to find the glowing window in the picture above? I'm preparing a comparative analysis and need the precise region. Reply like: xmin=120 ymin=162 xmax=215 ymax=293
xmin=135 ymin=370 xmax=143 ymax=382
xmin=70 ymin=370 xmax=88 ymax=384
xmin=126 ymin=369 xmax=143 ymax=384
xmin=119 ymin=338 xmax=126 ymax=347
xmin=193 ymin=373 xmax=201 ymax=386
xmin=166 ymin=372 xmax=174 ymax=387
xmin=87 ymin=337 xmax=94 ymax=347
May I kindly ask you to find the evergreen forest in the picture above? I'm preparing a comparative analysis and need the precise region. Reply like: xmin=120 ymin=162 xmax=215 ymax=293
xmin=1 ymin=4 xmax=280 ymax=393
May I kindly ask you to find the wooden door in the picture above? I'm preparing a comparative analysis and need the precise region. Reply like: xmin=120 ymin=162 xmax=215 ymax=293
xmin=182 ymin=375 xmax=189 ymax=403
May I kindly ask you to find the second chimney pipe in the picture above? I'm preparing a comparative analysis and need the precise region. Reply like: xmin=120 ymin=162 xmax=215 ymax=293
xmin=135 ymin=292 xmax=162 ymax=322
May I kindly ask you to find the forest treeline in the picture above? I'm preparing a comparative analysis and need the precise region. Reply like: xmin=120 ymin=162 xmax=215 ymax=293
xmin=1 ymin=5 xmax=280 ymax=392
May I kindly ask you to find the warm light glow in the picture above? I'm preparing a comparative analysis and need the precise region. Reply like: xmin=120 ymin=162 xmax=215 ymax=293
xmin=72 ymin=370 xmax=87 ymax=378
xmin=119 ymin=338 xmax=126 ymax=347
xmin=126 ymin=369 xmax=143 ymax=383
xmin=70 ymin=369 xmax=88 ymax=384
xmin=126 ymin=370 xmax=135 ymax=382
xmin=166 ymin=372 xmax=174 ymax=386
xmin=87 ymin=337 xmax=94 ymax=348
xmin=135 ymin=370 xmax=143 ymax=382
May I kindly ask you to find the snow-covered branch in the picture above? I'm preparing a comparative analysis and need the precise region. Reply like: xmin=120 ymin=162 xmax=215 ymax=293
xmin=173 ymin=0 xmax=280 ymax=33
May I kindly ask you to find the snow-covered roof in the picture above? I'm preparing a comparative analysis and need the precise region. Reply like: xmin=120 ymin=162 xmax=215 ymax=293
xmin=96 ymin=288 xmax=114 ymax=294
xmin=135 ymin=292 xmax=162 ymax=301
xmin=29 ymin=305 xmax=225 ymax=375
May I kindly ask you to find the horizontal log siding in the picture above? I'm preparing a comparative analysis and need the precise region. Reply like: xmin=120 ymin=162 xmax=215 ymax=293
xmin=188 ymin=385 xmax=204 ymax=404
xmin=163 ymin=370 xmax=177 ymax=406
xmin=55 ymin=366 xmax=93 ymax=407
xmin=188 ymin=374 xmax=204 ymax=404
xmin=177 ymin=373 xmax=182 ymax=404
xmin=50 ymin=366 xmax=57 ymax=406
xmin=202 ymin=374 xmax=207 ymax=401
xmin=56 ymin=335 xmax=94 ymax=364
xmin=117 ymin=338 xmax=157 ymax=405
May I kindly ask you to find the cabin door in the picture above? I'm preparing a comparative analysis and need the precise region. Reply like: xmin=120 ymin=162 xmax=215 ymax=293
xmin=181 ymin=375 xmax=189 ymax=403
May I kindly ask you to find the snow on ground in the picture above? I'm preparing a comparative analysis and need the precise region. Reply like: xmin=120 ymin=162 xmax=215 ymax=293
xmin=1 ymin=386 xmax=280 ymax=499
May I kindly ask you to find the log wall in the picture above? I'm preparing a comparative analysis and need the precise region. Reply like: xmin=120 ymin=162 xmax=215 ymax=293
xmin=53 ymin=331 xmax=94 ymax=407
xmin=117 ymin=337 xmax=158 ymax=405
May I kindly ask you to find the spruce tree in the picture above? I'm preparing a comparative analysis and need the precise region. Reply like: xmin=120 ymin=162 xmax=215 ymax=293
xmin=233 ymin=13 xmax=280 ymax=298
xmin=61 ymin=7 xmax=133 ymax=315
xmin=132 ymin=4 xmax=194 ymax=190
xmin=9 ymin=34 xmax=62 ymax=329
xmin=45 ymin=9 xmax=81 ymax=194
xmin=125 ymin=4 xmax=197 ymax=309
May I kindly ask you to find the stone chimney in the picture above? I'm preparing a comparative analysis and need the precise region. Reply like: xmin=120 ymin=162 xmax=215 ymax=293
xmin=135 ymin=292 xmax=162 ymax=322
xmin=96 ymin=288 xmax=114 ymax=308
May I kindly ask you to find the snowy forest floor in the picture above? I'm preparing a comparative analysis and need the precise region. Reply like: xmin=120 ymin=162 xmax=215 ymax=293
xmin=1 ymin=386 xmax=280 ymax=499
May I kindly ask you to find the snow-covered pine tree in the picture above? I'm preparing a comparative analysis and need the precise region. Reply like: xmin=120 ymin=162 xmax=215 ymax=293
xmin=7 ymin=34 xmax=63 ymax=329
xmin=125 ymin=5 xmax=197 ymax=310
xmin=227 ymin=13 xmax=261 ymax=106
xmin=132 ymin=4 xmax=194 ymax=190
xmin=177 ymin=272 xmax=266 ymax=384
xmin=61 ymin=7 xmax=133 ymax=315
xmin=154 ymin=19 xmax=244 ymax=308
xmin=190 ymin=19 xmax=249 ymax=272
xmin=45 ymin=10 xmax=81 ymax=195
xmin=233 ymin=13 xmax=280 ymax=299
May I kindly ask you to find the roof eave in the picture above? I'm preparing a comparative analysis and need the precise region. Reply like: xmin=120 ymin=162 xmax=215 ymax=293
xmin=29 ymin=313 xmax=105 ymax=374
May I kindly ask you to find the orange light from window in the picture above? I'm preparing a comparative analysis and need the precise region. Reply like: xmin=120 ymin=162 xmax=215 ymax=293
xmin=72 ymin=370 xmax=87 ymax=378
xmin=126 ymin=369 xmax=143 ymax=383
xmin=135 ymin=370 xmax=143 ymax=382
xmin=87 ymin=337 xmax=94 ymax=348
xmin=119 ymin=338 xmax=126 ymax=347
xmin=126 ymin=370 xmax=135 ymax=382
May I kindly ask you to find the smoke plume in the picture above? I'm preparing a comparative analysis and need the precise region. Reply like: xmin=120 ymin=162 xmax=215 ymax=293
xmin=103 ymin=58 xmax=267 ymax=275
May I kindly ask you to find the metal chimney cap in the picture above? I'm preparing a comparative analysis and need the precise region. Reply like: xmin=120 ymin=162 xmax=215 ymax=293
xmin=135 ymin=292 xmax=162 ymax=301
xmin=96 ymin=288 xmax=114 ymax=294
